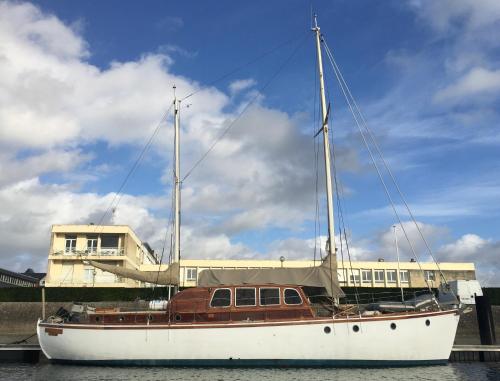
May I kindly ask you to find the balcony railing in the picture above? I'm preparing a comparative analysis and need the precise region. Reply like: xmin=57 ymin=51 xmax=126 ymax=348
xmin=52 ymin=248 xmax=125 ymax=256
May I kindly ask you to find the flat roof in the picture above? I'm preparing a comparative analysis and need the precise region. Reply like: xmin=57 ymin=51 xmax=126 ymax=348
xmin=141 ymin=259 xmax=475 ymax=271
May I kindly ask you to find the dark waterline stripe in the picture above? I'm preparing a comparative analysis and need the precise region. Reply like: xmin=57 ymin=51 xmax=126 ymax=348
xmin=50 ymin=358 xmax=449 ymax=368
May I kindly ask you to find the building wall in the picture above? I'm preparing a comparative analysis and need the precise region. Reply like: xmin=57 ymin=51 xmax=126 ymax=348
xmin=45 ymin=225 xmax=158 ymax=288
xmin=141 ymin=259 xmax=477 ymax=289
xmin=44 ymin=225 xmax=477 ymax=289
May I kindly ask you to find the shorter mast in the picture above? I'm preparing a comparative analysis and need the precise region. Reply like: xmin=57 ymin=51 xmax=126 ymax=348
xmin=313 ymin=16 xmax=336 ymax=264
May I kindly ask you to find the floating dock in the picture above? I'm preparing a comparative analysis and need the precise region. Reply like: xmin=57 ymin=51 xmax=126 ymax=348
xmin=0 ymin=344 xmax=41 ymax=363
xmin=449 ymin=345 xmax=500 ymax=362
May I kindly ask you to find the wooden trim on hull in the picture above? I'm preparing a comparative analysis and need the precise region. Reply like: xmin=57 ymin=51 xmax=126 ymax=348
xmin=49 ymin=358 xmax=449 ymax=367
xmin=39 ymin=309 xmax=457 ymax=331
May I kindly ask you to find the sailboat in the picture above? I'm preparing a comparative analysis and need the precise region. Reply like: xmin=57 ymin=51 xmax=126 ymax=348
xmin=37 ymin=17 xmax=460 ymax=367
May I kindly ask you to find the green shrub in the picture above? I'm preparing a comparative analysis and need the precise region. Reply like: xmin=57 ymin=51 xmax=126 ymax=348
xmin=0 ymin=286 xmax=498 ymax=304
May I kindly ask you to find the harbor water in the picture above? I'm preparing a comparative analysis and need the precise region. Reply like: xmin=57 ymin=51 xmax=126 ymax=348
xmin=1 ymin=363 xmax=499 ymax=381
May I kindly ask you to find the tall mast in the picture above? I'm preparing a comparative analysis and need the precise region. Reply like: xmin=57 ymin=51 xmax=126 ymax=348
xmin=313 ymin=16 xmax=336 ymax=262
xmin=173 ymin=87 xmax=181 ymax=265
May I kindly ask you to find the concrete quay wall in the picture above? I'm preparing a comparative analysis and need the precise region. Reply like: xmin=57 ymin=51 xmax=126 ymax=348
xmin=0 ymin=301 xmax=148 ymax=343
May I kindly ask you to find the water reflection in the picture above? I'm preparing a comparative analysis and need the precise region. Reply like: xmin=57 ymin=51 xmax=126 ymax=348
xmin=0 ymin=363 xmax=499 ymax=381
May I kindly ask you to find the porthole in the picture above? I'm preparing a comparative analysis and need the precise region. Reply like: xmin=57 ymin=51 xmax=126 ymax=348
xmin=175 ymin=314 xmax=182 ymax=321
xmin=425 ymin=319 xmax=430 ymax=326
xmin=390 ymin=323 xmax=396 ymax=330
xmin=352 ymin=325 xmax=359 ymax=333
xmin=324 ymin=326 xmax=331 ymax=334
xmin=95 ymin=316 xmax=100 ymax=322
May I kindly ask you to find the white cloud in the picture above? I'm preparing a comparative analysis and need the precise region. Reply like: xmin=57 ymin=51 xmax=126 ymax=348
xmin=181 ymin=227 xmax=254 ymax=260
xmin=0 ymin=149 xmax=91 ymax=186
xmin=158 ymin=44 xmax=198 ymax=59
xmin=376 ymin=221 xmax=448 ymax=261
xmin=409 ymin=0 xmax=500 ymax=32
xmin=437 ymin=234 xmax=500 ymax=286
xmin=0 ymin=1 xmax=347 ymax=271
xmin=229 ymin=79 xmax=257 ymax=95
xmin=0 ymin=1 xmax=89 ymax=60
xmin=438 ymin=234 xmax=488 ymax=260
xmin=0 ymin=1 xmax=228 ymax=150
xmin=0 ymin=176 xmax=170 ymax=272
xmin=434 ymin=67 xmax=500 ymax=103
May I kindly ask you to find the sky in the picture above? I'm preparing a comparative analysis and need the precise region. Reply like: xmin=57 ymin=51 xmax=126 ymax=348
xmin=0 ymin=0 xmax=499 ymax=286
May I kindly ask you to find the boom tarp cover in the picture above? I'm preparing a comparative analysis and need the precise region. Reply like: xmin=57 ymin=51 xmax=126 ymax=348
xmin=86 ymin=260 xmax=179 ymax=285
xmin=198 ymin=254 xmax=345 ymax=298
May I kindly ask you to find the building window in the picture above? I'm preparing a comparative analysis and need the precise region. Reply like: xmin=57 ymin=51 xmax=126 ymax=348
xmin=101 ymin=234 xmax=119 ymax=254
xmin=284 ymin=288 xmax=302 ymax=305
xmin=361 ymin=270 xmax=372 ymax=283
xmin=235 ymin=288 xmax=256 ymax=307
xmin=424 ymin=270 xmax=435 ymax=281
xmin=260 ymin=288 xmax=280 ymax=306
xmin=337 ymin=269 xmax=347 ymax=283
xmin=87 ymin=235 xmax=98 ymax=253
xmin=374 ymin=270 xmax=385 ymax=283
xmin=349 ymin=269 xmax=360 ymax=285
xmin=84 ymin=268 xmax=95 ymax=283
xmin=210 ymin=288 xmax=231 ymax=308
xmin=60 ymin=263 xmax=74 ymax=283
xmin=400 ymin=270 xmax=409 ymax=283
xmin=94 ymin=269 xmax=118 ymax=283
xmin=387 ymin=270 xmax=397 ymax=283
xmin=65 ymin=235 xmax=77 ymax=253
xmin=185 ymin=268 xmax=197 ymax=281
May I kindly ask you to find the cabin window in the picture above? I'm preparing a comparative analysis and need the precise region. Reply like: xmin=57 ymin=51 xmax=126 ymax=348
xmin=259 ymin=288 xmax=280 ymax=306
xmin=210 ymin=288 xmax=231 ymax=308
xmin=284 ymin=288 xmax=302 ymax=305
xmin=235 ymin=288 xmax=256 ymax=307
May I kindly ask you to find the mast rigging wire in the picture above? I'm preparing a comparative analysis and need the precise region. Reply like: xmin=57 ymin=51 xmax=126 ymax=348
xmin=331 ymin=140 xmax=360 ymax=307
xmin=323 ymin=39 xmax=450 ymax=288
xmin=321 ymin=38 xmax=436 ymax=294
xmin=181 ymin=33 xmax=308 ymax=102
xmin=181 ymin=33 xmax=309 ymax=182
xmin=94 ymin=104 xmax=174 ymax=231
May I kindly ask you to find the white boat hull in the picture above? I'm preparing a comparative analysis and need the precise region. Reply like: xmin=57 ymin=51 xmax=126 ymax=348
xmin=37 ymin=310 xmax=459 ymax=366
